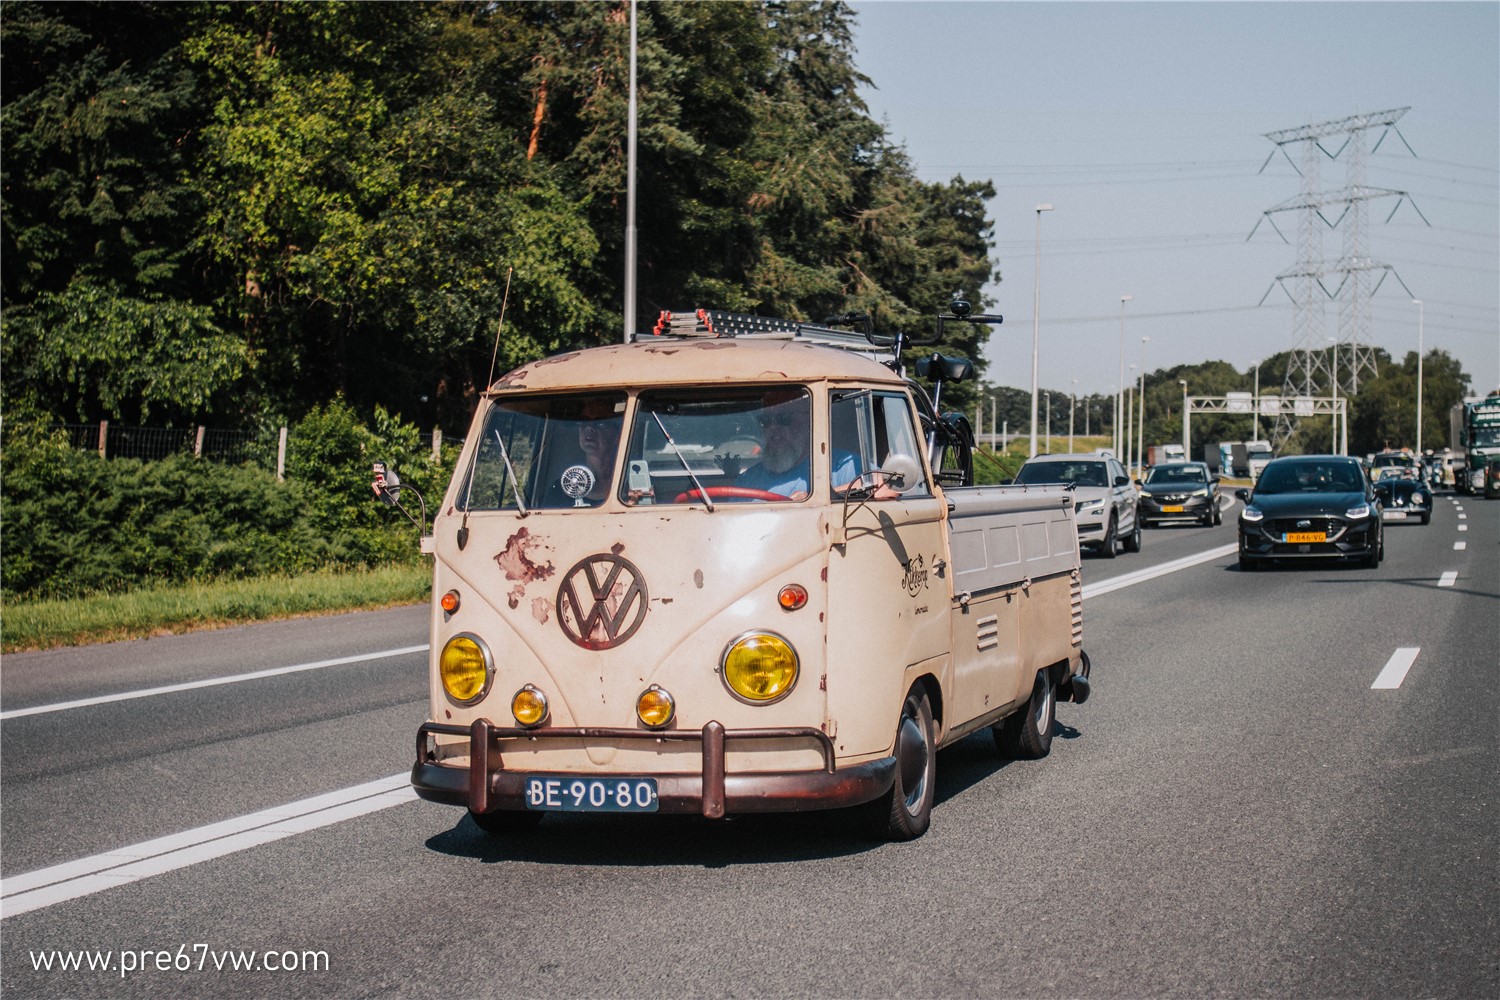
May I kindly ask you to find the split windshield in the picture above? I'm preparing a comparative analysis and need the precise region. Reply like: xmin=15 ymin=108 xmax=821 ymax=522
xmin=455 ymin=385 xmax=927 ymax=509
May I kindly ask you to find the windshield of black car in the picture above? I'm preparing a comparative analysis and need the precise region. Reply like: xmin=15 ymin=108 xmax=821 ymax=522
xmin=1145 ymin=466 xmax=1207 ymax=485
xmin=1014 ymin=461 xmax=1109 ymax=487
xmin=1254 ymin=462 xmax=1364 ymax=494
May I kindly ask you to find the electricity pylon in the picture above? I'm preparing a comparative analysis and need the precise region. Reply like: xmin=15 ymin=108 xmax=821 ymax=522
xmin=1250 ymin=108 xmax=1427 ymax=450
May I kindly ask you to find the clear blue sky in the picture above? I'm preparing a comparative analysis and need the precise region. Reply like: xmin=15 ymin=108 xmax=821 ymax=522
xmin=850 ymin=0 xmax=1499 ymax=402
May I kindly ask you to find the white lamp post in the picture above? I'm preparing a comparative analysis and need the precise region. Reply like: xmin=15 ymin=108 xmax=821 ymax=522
xmin=1179 ymin=379 xmax=1189 ymax=455
xmin=1329 ymin=337 xmax=1341 ymax=455
xmin=1413 ymin=299 xmax=1424 ymax=455
xmin=1137 ymin=336 xmax=1150 ymax=477
xmin=1116 ymin=295 xmax=1132 ymax=456
xmin=1069 ymin=379 xmax=1078 ymax=454
xmin=1125 ymin=364 xmax=1136 ymax=475
xmin=1029 ymin=203 xmax=1054 ymax=458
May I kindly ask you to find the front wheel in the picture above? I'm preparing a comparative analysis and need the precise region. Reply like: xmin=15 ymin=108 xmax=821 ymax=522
xmin=867 ymin=688 xmax=936 ymax=841
xmin=993 ymin=669 xmax=1055 ymax=760
xmin=1098 ymin=516 xmax=1118 ymax=559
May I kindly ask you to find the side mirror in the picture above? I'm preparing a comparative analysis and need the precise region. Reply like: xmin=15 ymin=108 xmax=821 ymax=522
xmin=877 ymin=453 xmax=924 ymax=495
xmin=372 ymin=462 xmax=401 ymax=506
xmin=1114 ymin=475 xmax=1130 ymax=487
xmin=1234 ymin=488 xmax=1250 ymax=502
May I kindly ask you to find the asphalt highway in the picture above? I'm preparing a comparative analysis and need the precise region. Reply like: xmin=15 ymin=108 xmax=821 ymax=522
xmin=2 ymin=493 xmax=1495 ymax=998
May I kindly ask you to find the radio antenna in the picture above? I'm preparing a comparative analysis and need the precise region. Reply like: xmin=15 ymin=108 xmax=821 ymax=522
xmin=458 ymin=266 xmax=515 ymax=551
xmin=486 ymin=266 xmax=514 ymax=390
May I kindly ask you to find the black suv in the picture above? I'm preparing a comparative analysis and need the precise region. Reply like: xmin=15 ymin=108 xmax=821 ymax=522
xmin=1139 ymin=462 xmax=1220 ymax=527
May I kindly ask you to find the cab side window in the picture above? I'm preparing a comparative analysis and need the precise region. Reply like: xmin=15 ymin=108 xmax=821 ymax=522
xmin=830 ymin=390 xmax=931 ymax=499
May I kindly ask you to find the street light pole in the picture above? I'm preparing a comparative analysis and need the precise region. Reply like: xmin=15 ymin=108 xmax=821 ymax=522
xmin=1125 ymin=364 xmax=1136 ymax=476
xmin=1116 ymin=295 xmax=1132 ymax=456
xmin=1329 ymin=337 xmax=1341 ymax=455
xmin=1137 ymin=336 xmax=1149 ymax=477
xmin=1030 ymin=203 xmax=1054 ymax=458
xmin=1413 ymin=298 xmax=1424 ymax=455
xmin=1179 ymin=379 xmax=1189 ymax=455
xmin=1069 ymin=379 xmax=1078 ymax=454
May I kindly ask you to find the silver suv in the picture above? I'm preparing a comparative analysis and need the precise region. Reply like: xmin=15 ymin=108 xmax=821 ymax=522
xmin=1012 ymin=453 xmax=1141 ymax=558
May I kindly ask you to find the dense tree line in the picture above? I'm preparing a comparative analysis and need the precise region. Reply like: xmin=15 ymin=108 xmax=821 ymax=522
xmin=1 ymin=0 xmax=999 ymax=433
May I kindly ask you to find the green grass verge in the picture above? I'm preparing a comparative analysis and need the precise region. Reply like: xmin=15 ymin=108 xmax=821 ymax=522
xmin=1 ymin=563 xmax=431 ymax=653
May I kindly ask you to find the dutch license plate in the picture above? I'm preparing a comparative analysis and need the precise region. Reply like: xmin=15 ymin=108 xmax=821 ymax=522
xmin=524 ymin=776 xmax=659 ymax=812
xmin=1284 ymin=531 xmax=1326 ymax=543
xmin=1384 ymin=509 xmax=1407 ymax=520
xmin=1162 ymin=505 xmax=1185 ymax=513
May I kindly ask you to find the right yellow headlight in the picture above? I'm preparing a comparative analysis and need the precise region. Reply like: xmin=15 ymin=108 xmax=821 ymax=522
xmin=721 ymin=631 xmax=799 ymax=704
xmin=439 ymin=634 xmax=492 ymax=705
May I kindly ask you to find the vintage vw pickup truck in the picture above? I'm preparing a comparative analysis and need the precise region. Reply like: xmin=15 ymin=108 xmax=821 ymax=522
xmin=380 ymin=308 xmax=1090 ymax=840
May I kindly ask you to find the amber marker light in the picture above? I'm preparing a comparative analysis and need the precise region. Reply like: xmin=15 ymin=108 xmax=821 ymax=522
xmin=777 ymin=584 xmax=808 ymax=611
xmin=440 ymin=590 xmax=461 ymax=614
xmin=511 ymin=684 xmax=549 ymax=728
xmin=636 ymin=685 xmax=676 ymax=729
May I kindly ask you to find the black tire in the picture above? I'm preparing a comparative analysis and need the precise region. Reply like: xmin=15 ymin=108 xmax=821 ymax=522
xmin=1099 ymin=516 xmax=1118 ymax=559
xmin=1213 ymin=502 xmax=1223 ymax=526
xmin=1420 ymin=512 xmax=1430 ymax=525
xmin=469 ymin=809 xmax=545 ymax=836
xmin=1123 ymin=515 xmax=1142 ymax=553
xmin=994 ymin=670 xmax=1056 ymax=760
xmin=868 ymin=688 xmax=936 ymax=841
xmin=1239 ymin=552 xmax=1258 ymax=572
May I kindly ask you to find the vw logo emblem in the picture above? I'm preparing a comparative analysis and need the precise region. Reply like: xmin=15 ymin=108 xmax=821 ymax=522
xmin=557 ymin=553 xmax=649 ymax=650
xmin=1296 ymin=519 xmax=1312 ymax=528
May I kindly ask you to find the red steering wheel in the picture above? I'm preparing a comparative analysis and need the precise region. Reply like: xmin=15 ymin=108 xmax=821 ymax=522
xmin=673 ymin=486 xmax=790 ymax=503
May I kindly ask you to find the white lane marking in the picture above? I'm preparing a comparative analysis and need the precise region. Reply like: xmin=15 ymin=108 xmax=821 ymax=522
xmin=1438 ymin=571 xmax=1458 ymax=587
xmin=1459 ymin=524 xmax=1468 ymax=532
xmin=1371 ymin=648 xmax=1421 ymax=690
xmin=1455 ymin=541 xmax=1467 ymax=551
xmin=1458 ymin=513 xmax=1467 ymax=520
xmin=0 ymin=645 xmax=431 ymax=720
xmin=1081 ymin=543 xmax=1240 ymax=599
xmin=0 ymin=774 xmax=414 ymax=918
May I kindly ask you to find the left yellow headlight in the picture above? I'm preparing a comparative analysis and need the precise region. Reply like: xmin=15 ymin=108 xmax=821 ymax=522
xmin=721 ymin=631 xmax=799 ymax=704
xmin=439 ymin=634 xmax=492 ymax=705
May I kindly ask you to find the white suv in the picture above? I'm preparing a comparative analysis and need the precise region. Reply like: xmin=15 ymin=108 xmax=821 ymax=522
xmin=1012 ymin=453 xmax=1141 ymax=558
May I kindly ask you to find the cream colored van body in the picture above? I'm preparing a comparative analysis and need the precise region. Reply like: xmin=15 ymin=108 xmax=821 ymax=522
xmin=410 ymin=335 xmax=1085 ymax=838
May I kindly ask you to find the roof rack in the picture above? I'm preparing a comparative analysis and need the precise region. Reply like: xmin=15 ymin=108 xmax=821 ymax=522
xmin=638 ymin=309 xmax=892 ymax=356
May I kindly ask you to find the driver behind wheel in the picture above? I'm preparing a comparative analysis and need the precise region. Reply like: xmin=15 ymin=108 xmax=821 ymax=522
xmin=735 ymin=391 xmax=857 ymax=501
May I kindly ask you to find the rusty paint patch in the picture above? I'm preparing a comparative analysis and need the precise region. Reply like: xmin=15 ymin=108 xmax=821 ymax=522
xmin=531 ymin=597 xmax=552 ymax=624
xmin=495 ymin=527 xmax=555 ymax=583
xmin=535 ymin=351 xmax=582 ymax=367
xmin=693 ymin=569 xmax=704 ymax=589
xmin=610 ymin=541 xmax=625 ymax=556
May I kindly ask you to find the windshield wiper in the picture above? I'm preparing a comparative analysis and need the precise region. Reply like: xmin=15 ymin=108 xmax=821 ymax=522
xmin=650 ymin=411 xmax=714 ymax=511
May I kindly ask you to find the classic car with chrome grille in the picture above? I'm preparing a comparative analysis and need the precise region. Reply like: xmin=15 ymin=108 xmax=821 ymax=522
xmin=1372 ymin=473 xmax=1432 ymax=524
xmin=1235 ymin=455 xmax=1383 ymax=570
xmin=375 ymin=306 xmax=1092 ymax=842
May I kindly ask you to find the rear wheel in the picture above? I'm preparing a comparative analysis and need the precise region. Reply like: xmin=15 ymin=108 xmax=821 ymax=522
xmin=868 ymin=688 xmax=936 ymax=841
xmin=994 ymin=669 xmax=1056 ymax=760
xmin=1123 ymin=514 xmax=1142 ymax=553
xmin=469 ymin=809 xmax=544 ymax=836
